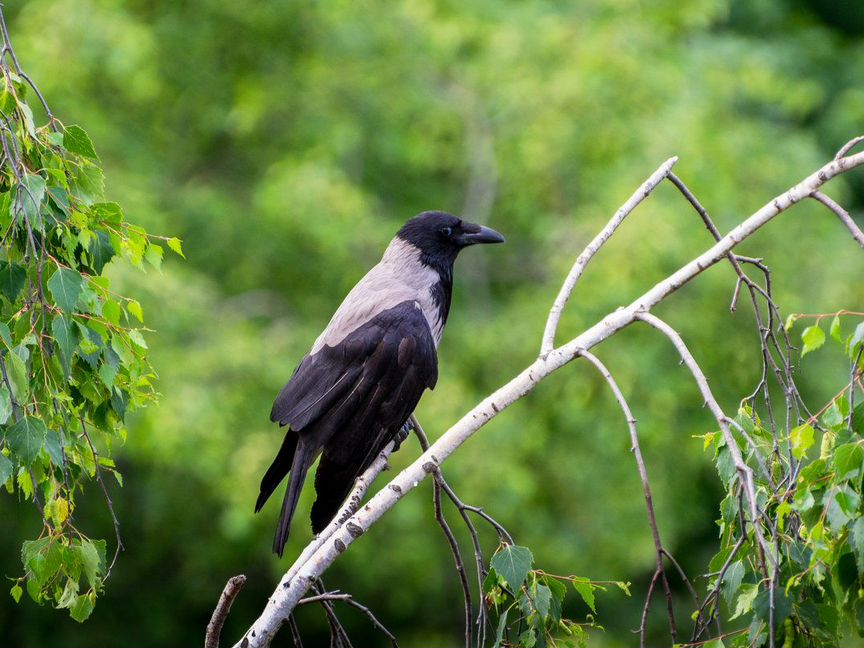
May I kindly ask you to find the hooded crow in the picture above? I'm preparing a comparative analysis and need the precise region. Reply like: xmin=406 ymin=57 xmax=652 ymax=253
xmin=256 ymin=211 xmax=504 ymax=556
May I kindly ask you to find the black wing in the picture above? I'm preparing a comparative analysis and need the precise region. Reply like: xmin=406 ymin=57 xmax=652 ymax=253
xmin=258 ymin=300 xmax=438 ymax=543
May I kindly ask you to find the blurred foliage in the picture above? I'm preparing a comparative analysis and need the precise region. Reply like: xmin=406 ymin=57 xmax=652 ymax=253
xmin=0 ymin=0 xmax=862 ymax=646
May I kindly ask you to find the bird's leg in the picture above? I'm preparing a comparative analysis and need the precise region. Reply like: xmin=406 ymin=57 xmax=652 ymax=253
xmin=392 ymin=418 xmax=415 ymax=451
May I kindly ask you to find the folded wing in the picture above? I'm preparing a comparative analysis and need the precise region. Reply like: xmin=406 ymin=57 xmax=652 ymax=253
xmin=258 ymin=300 xmax=439 ymax=552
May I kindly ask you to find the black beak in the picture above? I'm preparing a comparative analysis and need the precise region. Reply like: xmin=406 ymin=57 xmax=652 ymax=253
xmin=456 ymin=224 xmax=505 ymax=246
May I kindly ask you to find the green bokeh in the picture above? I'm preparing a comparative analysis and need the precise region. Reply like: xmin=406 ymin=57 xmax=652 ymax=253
xmin=1 ymin=0 xmax=862 ymax=645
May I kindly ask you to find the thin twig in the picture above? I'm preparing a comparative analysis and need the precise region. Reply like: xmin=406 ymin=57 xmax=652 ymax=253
xmin=205 ymin=575 xmax=247 ymax=648
xmin=577 ymin=349 xmax=679 ymax=645
xmin=540 ymin=156 xmax=679 ymax=355
xmin=809 ymin=191 xmax=864 ymax=247
xmin=79 ymin=417 xmax=123 ymax=576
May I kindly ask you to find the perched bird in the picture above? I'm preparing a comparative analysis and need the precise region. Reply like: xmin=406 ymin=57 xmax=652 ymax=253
xmin=256 ymin=211 xmax=504 ymax=556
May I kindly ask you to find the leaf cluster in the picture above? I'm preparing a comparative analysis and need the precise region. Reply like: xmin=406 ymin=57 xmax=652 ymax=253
xmin=0 ymin=47 xmax=179 ymax=619
xmin=701 ymin=313 xmax=864 ymax=646
xmin=484 ymin=544 xmax=630 ymax=648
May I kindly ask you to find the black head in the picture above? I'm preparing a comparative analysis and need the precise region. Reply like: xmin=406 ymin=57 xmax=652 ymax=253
xmin=396 ymin=211 xmax=504 ymax=271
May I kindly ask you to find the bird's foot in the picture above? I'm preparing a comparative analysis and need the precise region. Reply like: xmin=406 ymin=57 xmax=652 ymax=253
xmin=392 ymin=420 xmax=414 ymax=451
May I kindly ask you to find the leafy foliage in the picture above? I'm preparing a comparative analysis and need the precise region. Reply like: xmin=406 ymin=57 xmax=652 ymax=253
xmin=700 ymin=312 xmax=864 ymax=646
xmin=484 ymin=544 xmax=630 ymax=647
xmin=0 ymin=25 xmax=178 ymax=620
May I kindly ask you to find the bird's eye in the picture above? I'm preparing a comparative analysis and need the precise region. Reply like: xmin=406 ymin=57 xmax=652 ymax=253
xmin=440 ymin=226 xmax=453 ymax=237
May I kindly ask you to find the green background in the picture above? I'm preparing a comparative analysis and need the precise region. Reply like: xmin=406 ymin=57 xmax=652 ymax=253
xmin=1 ymin=0 xmax=862 ymax=645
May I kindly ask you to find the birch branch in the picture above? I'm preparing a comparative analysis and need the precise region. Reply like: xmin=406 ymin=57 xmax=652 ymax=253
xmin=809 ymin=190 xmax=864 ymax=248
xmin=232 ymin=141 xmax=864 ymax=648
xmin=576 ymin=349 xmax=678 ymax=647
xmin=540 ymin=156 xmax=679 ymax=355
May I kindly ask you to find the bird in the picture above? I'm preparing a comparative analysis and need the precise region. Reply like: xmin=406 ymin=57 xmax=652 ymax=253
xmin=255 ymin=211 xmax=505 ymax=556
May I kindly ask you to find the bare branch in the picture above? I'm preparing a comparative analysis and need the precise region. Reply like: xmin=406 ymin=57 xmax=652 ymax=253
xmin=577 ymin=349 xmax=678 ymax=645
xmin=809 ymin=190 xmax=864 ymax=247
xmin=836 ymin=135 xmax=864 ymax=160
xmin=205 ymin=575 xmax=247 ymax=648
xmin=540 ymin=156 xmax=678 ymax=355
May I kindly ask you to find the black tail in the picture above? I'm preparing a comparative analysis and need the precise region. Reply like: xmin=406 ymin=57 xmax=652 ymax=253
xmin=273 ymin=439 xmax=315 ymax=557
xmin=310 ymin=454 xmax=361 ymax=534
xmin=255 ymin=431 xmax=299 ymax=513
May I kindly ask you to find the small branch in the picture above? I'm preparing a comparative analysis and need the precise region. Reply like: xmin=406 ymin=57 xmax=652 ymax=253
xmin=809 ymin=191 xmax=864 ymax=248
xmin=205 ymin=575 xmax=247 ymax=648
xmin=540 ymin=156 xmax=678 ymax=355
xmin=577 ymin=349 xmax=678 ymax=646
xmin=836 ymin=135 xmax=864 ymax=160
xmin=635 ymin=313 xmax=763 ymax=536
xmin=306 ymin=582 xmax=398 ymax=648
xmin=79 ymin=417 xmax=123 ymax=576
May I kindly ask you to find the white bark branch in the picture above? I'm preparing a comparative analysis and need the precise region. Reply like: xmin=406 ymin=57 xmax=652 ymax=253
xmin=233 ymin=141 xmax=864 ymax=648
xmin=810 ymin=190 xmax=864 ymax=248
xmin=540 ymin=156 xmax=678 ymax=355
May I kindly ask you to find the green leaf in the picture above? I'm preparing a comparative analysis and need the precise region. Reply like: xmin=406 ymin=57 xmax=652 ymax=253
xmin=127 ymin=299 xmax=144 ymax=323
xmin=71 ymin=164 xmax=104 ymax=204
xmin=0 ymin=385 xmax=11 ymax=425
xmin=5 ymin=349 xmax=28 ymax=403
xmin=102 ymin=300 xmax=121 ymax=325
xmin=44 ymin=430 xmax=64 ymax=467
xmin=52 ymin=315 xmax=79 ymax=377
xmin=801 ymin=325 xmax=825 ymax=357
xmin=88 ymin=231 xmax=116 ymax=274
xmin=791 ymin=424 xmax=815 ymax=460
xmin=830 ymin=316 xmax=842 ymax=342
xmin=533 ymin=582 xmax=552 ymax=618
xmin=722 ymin=560 xmax=745 ymax=606
xmin=63 ymin=125 xmax=98 ymax=159
xmin=716 ymin=445 xmax=737 ymax=487
xmin=490 ymin=545 xmax=533 ymax=590
xmin=833 ymin=443 xmax=864 ymax=481
xmin=5 ymin=416 xmax=47 ymax=465
xmin=56 ymin=577 xmax=79 ymax=609
xmin=128 ymin=329 xmax=148 ymax=349
xmin=47 ymin=267 xmax=84 ymax=313
xmin=572 ymin=578 xmax=596 ymax=613
xmin=851 ymin=518 xmax=864 ymax=575
xmin=10 ymin=583 xmax=22 ymax=603
xmin=77 ymin=539 xmax=105 ymax=588
xmin=144 ymin=243 xmax=163 ymax=270
xmin=493 ymin=607 xmax=508 ymax=648
xmin=853 ymin=403 xmax=864 ymax=436
xmin=0 ymin=452 xmax=12 ymax=484
xmin=753 ymin=587 xmax=791 ymax=628
xmin=822 ymin=403 xmax=843 ymax=429
xmin=167 ymin=237 xmax=185 ymax=258
xmin=0 ymin=261 xmax=27 ymax=303
xmin=15 ymin=173 xmax=46 ymax=226
xmin=848 ymin=322 xmax=864 ymax=358
xmin=69 ymin=592 xmax=95 ymax=622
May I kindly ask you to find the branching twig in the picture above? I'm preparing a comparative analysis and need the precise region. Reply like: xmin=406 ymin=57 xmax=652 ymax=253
xmin=540 ymin=156 xmax=679 ymax=355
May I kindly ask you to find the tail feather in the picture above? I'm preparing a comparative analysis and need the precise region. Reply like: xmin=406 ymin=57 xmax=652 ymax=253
xmin=255 ymin=431 xmax=299 ymax=513
xmin=273 ymin=440 xmax=315 ymax=557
